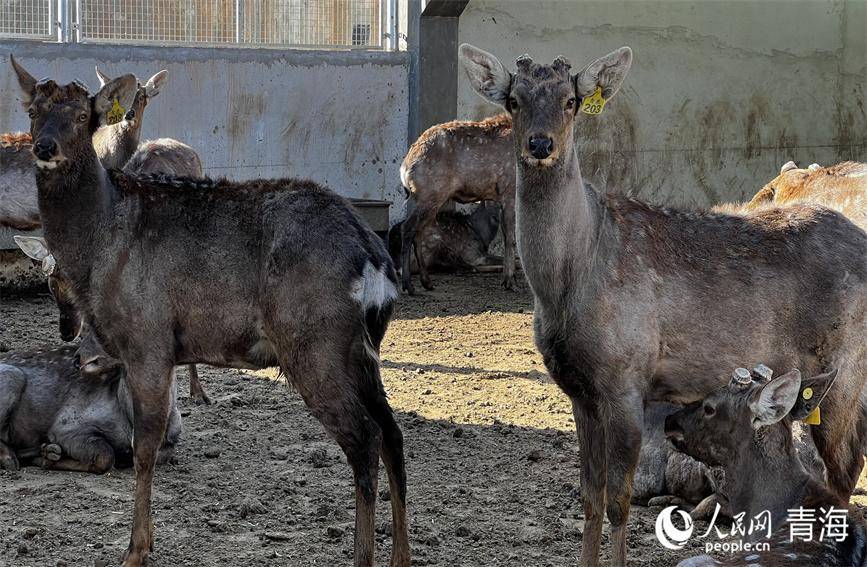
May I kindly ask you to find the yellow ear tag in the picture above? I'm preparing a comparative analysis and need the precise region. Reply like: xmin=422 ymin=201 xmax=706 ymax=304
xmin=106 ymin=98 xmax=125 ymax=125
xmin=804 ymin=407 xmax=821 ymax=425
xmin=580 ymin=86 xmax=606 ymax=116
xmin=802 ymin=387 xmax=814 ymax=400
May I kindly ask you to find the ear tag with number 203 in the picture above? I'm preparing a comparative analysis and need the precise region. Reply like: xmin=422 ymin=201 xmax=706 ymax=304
xmin=106 ymin=98 xmax=125 ymax=125
xmin=580 ymin=86 xmax=606 ymax=116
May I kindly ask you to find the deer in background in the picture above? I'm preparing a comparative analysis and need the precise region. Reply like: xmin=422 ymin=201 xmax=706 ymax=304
xmin=399 ymin=114 xmax=516 ymax=294
xmin=667 ymin=367 xmax=867 ymax=566
xmin=460 ymin=44 xmax=867 ymax=566
xmin=12 ymin=57 xmax=409 ymax=567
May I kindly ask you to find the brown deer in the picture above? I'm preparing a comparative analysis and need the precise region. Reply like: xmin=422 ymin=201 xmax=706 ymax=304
xmin=667 ymin=367 xmax=867 ymax=566
xmin=746 ymin=160 xmax=867 ymax=230
xmin=12 ymin=57 xmax=409 ymax=567
xmin=459 ymin=44 xmax=867 ymax=566
xmin=399 ymin=114 xmax=516 ymax=294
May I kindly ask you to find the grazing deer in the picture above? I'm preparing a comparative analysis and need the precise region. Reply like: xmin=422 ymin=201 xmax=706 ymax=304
xmin=14 ymin=235 xmax=210 ymax=405
xmin=667 ymin=367 xmax=867 ymax=566
xmin=459 ymin=44 xmax=867 ymax=566
xmin=746 ymin=160 xmax=867 ymax=230
xmin=11 ymin=57 xmax=409 ymax=567
xmin=388 ymin=201 xmax=502 ymax=275
xmin=0 ymin=345 xmax=182 ymax=474
xmin=399 ymin=114 xmax=516 ymax=293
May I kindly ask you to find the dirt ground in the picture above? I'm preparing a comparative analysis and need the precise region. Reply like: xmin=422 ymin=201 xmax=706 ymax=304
xmin=1 ymin=272 xmax=865 ymax=567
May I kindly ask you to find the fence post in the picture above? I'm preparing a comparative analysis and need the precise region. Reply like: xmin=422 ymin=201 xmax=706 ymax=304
xmin=235 ymin=0 xmax=242 ymax=43
xmin=386 ymin=0 xmax=398 ymax=50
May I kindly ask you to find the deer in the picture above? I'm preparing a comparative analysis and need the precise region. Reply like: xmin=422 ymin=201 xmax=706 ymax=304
xmin=14 ymin=235 xmax=210 ymax=404
xmin=0 ymin=67 xmax=172 ymax=231
xmin=398 ymin=113 xmax=516 ymax=294
xmin=11 ymin=57 xmax=409 ymax=567
xmin=459 ymin=44 xmax=867 ymax=566
xmin=667 ymin=366 xmax=867 ymax=566
xmin=0 ymin=345 xmax=182 ymax=474
xmin=745 ymin=160 xmax=867 ymax=230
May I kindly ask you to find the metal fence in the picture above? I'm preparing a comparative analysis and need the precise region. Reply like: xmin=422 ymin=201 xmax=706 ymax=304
xmin=0 ymin=0 xmax=395 ymax=48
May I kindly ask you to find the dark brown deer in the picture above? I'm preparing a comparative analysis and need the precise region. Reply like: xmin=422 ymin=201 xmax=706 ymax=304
xmin=667 ymin=367 xmax=867 ymax=566
xmin=459 ymin=44 xmax=867 ymax=566
xmin=12 ymin=57 xmax=409 ymax=567
xmin=399 ymin=114 xmax=516 ymax=293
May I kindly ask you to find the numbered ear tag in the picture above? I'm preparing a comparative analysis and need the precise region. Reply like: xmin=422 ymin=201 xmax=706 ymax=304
xmin=580 ymin=86 xmax=606 ymax=116
xmin=804 ymin=407 xmax=821 ymax=425
xmin=106 ymin=98 xmax=125 ymax=125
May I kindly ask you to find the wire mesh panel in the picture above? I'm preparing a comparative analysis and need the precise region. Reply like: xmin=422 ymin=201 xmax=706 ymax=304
xmin=76 ymin=0 xmax=384 ymax=48
xmin=0 ymin=0 xmax=54 ymax=39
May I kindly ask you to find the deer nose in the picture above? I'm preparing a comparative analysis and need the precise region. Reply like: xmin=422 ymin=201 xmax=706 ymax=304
xmin=528 ymin=136 xmax=553 ymax=160
xmin=34 ymin=139 xmax=57 ymax=160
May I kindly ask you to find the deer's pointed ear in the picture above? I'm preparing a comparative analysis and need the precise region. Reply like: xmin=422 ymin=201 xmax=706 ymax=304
xmin=95 ymin=66 xmax=112 ymax=88
xmin=574 ymin=46 xmax=632 ymax=100
xmin=459 ymin=44 xmax=511 ymax=108
xmin=10 ymin=55 xmax=37 ymax=107
xmin=13 ymin=235 xmax=50 ymax=261
xmin=790 ymin=369 xmax=838 ymax=421
xmin=145 ymin=70 xmax=169 ymax=97
xmin=748 ymin=369 xmax=802 ymax=429
xmin=93 ymin=73 xmax=137 ymax=121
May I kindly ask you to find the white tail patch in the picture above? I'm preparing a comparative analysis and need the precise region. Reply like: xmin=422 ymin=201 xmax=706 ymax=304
xmin=399 ymin=162 xmax=410 ymax=190
xmin=351 ymin=261 xmax=397 ymax=311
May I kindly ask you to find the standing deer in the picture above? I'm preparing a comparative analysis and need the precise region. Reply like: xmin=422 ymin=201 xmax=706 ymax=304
xmin=399 ymin=114 xmax=516 ymax=293
xmin=11 ymin=57 xmax=409 ymax=567
xmin=459 ymin=44 xmax=867 ymax=566
xmin=667 ymin=367 xmax=867 ymax=566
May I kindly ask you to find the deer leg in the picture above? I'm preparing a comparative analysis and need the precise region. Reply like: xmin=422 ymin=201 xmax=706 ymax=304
xmin=187 ymin=364 xmax=210 ymax=405
xmin=0 ymin=365 xmax=25 ymax=470
xmin=604 ymin=395 xmax=643 ymax=567
xmin=34 ymin=436 xmax=115 ymax=474
xmin=399 ymin=198 xmax=419 ymax=295
xmin=500 ymin=194 xmax=517 ymax=290
xmin=811 ymin=395 xmax=865 ymax=500
xmin=121 ymin=360 xmax=175 ymax=567
xmin=572 ymin=398 xmax=607 ymax=567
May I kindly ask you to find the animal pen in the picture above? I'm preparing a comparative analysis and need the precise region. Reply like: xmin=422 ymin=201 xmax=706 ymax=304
xmin=1 ymin=1 xmax=867 ymax=567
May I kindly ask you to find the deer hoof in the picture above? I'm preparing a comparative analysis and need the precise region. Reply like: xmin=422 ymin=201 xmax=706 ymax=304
xmin=192 ymin=391 xmax=212 ymax=405
xmin=0 ymin=455 xmax=19 ymax=471
xmin=41 ymin=443 xmax=62 ymax=462
xmin=502 ymin=278 xmax=516 ymax=290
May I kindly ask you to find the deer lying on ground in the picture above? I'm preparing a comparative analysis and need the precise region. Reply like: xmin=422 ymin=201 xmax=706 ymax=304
xmin=745 ymin=160 xmax=867 ymax=230
xmin=667 ymin=367 xmax=867 ymax=566
xmin=0 ymin=68 xmax=174 ymax=230
xmin=0 ymin=345 xmax=182 ymax=474
xmin=12 ymin=57 xmax=409 ymax=567
xmin=399 ymin=114 xmax=516 ymax=293
xmin=14 ymin=235 xmax=210 ymax=404
xmin=459 ymin=44 xmax=867 ymax=566
xmin=389 ymin=201 xmax=502 ymax=275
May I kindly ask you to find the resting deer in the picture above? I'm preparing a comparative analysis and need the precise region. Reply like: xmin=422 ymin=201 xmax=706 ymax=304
xmin=399 ymin=114 xmax=516 ymax=293
xmin=459 ymin=44 xmax=867 ymax=566
xmin=11 ymin=57 xmax=409 ymax=567
xmin=667 ymin=367 xmax=867 ymax=566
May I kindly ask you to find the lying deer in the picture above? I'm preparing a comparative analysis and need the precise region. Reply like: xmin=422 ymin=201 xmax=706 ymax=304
xmin=388 ymin=201 xmax=502 ymax=275
xmin=459 ymin=44 xmax=867 ymax=567
xmin=667 ymin=367 xmax=867 ymax=566
xmin=0 ymin=345 xmax=182 ymax=474
xmin=12 ymin=57 xmax=408 ymax=567
xmin=399 ymin=114 xmax=516 ymax=293
xmin=14 ymin=235 xmax=210 ymax=405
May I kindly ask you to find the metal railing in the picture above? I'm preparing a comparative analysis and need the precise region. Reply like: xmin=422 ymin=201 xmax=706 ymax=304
xmin=0 ymin=0 xmax=398 ymax=49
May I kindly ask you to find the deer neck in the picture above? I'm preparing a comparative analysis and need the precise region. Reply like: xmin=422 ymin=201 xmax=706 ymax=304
xmin=93 ymin=118 xmax=142 ymax=171
xmin=35 ymin=146 xmax=115 ymax=293
xmin=724 ymin=427 xmax=811 ymax=526
xmin=515 ymin=146 xmax=608 ymax=309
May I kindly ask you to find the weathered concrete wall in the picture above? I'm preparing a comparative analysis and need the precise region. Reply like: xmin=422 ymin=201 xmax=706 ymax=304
xmin=457 ymin=0 xmax=867 ymax=207
xmin=0 ymin=41 xmax=410 ymax=206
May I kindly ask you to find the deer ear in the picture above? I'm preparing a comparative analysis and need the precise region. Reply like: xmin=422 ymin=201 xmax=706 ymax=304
xmin=93 ymin=73 xmax=137 ymax=122
xmin=574 ymin=46 xmax=632 ymax=100
xmin=780 ymin=160 xmax=798 ymax=174
xmin=790 ymin=369 xmax=838 ymax=421
xmin=10 ymin=55 xmax=37 ymax=107
xmin=95 ymin=66 xmax=112 ymax=88
xmin=748 ymin=369 xmax=802 ymax=429
xmin=13 ymin=235 xmax=50 ymax=261
xmin=459 ymin=44 xmax=511 ymax=108
xmin=145 ymin=70 xmax=168 ymax=98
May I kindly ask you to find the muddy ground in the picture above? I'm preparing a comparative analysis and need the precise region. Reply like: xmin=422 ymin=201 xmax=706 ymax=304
xmin=2 ymin=273 xmax=865 ymax=567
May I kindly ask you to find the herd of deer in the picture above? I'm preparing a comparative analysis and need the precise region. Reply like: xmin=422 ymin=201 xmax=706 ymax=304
xmin=1 ymin=40 xmax=866 ymax=567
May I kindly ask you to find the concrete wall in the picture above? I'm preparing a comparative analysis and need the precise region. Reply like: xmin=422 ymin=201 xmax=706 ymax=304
xmin=457 ymin=0 xmax=867 ymax=207
xmin=0 ymin=41 xmax=410 ymax=206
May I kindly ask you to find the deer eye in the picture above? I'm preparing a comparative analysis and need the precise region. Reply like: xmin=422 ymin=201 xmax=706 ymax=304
xmin=508 ymin=97 xmax=519 ymax=111
xmin=77 ymin=112 xmax=88 ymax=123
xmin=27 ymin=108 xmax=36 ymax=119
xmin=565 ymin=97 xmax=576 ymax=110
xmin=703 ymin=404 xmax=716 ymax=417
